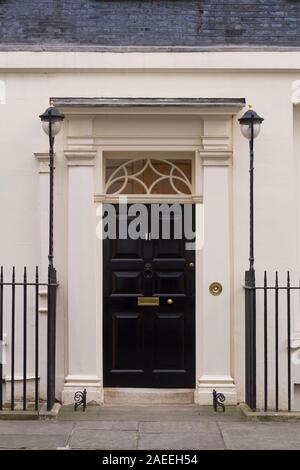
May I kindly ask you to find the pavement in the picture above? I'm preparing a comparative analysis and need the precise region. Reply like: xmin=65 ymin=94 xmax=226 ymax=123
xmin=0 ymin=405 xmax=300 ymax=450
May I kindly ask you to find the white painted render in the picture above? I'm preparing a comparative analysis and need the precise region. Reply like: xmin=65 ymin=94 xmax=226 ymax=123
xmin=0 ymin=51 xmax=300 ymax=409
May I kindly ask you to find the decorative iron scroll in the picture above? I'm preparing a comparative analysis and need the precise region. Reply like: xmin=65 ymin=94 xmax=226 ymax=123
xmin=213 ymin=389 xmax=226 ymax=412
xmin=74 ymin=388 xmax=87 ymax=412
xmin=105 ymin=158 xmax=192 ymax=195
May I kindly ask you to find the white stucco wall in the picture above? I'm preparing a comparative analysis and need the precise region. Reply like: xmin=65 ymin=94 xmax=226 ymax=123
xmin=0 ymin=51 xmax=300 ymax=408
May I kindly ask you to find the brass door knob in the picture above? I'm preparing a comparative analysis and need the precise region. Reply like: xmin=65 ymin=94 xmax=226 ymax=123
xmin=167 ymin=298 xmax=173 ymax=305
xmin=209 ymin=282 xmax=223 ymax=296
xmin=189 ymin=262 xmax=195 ymax=268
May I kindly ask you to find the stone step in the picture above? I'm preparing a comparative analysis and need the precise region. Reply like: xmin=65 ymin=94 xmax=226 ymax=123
xmin=104 ymin=388 xmax=195 ymax=405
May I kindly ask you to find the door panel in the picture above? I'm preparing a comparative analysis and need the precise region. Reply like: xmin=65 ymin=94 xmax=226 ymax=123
xmin=153 ymin=239 xmax=185 ymax=259
xmin=111 ymin=311 xmax=144 ymax=371
xmin=103 ymin=204 xmax=195 ymax=388
xmin=112 ymin=271 xmax=143 ymax=295
xmin=153 ymin=312 xmax=185 ymax=369
xmin=110 ymin=238 xmax=144 ymax=260
xmin=154 ymin=271 xmax=185 ymax=294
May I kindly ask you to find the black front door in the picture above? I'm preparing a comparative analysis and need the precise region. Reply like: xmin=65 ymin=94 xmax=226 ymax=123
xmin=103 ymin=204 xmax=195 ymax=388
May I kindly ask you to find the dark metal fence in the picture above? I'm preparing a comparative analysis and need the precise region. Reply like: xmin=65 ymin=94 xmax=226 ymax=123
xmin=0 ymin=266 xmax=57 ymax=412
xmin=245 ymin=270 xmax=299 ymax=412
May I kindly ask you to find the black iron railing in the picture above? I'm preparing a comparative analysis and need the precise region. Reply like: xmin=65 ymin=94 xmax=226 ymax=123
xmin=245 ymin=270 xmax=299 ymax=412
xmin=46 ymin=265 xmax=57 ymax=411
xmin=0 ymin=266 xmax=57 ymax=412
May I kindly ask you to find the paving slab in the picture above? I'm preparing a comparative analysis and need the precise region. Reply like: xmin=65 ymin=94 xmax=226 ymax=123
xmin=139 ymin=420 xmax=219 ymax=433
xmin=0 ymin=434 xmax=68 ymax=450
xmin=0 ymin=421 xmax=74 ymax=435
xmin=59 ymin=405 xmax=242 ymax=422
xmin=0 ymin=405 xmax=298 ymax=450
xmin=70 ymin=429 xmax=138 ymax=450
xmin=75 ymin=420 xmax=138 ymax=431
xmin=219 ymin=421 xmax=300 ymax=450
xmin=138 ymin=432 xmax=225 ymax=450
xmin=60 ymin=405 xmax=201 ymax=421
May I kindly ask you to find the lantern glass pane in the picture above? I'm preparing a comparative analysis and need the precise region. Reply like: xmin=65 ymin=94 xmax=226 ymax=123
xmin=240 ymin=123 xmax=261 ymax=140
xmin=42 ymin=119 xmax=63 ymax=137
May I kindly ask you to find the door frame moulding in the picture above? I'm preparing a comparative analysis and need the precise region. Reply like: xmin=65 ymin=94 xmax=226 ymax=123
xmin=103 ymin=202 xmax=196 ymax=389
xmin=60 ymin=98 xmax=244 ymax=404
xmin=52 ymin=97 xmax=245 ymax=111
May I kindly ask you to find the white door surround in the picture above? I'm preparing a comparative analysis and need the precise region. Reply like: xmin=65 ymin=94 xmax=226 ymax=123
xmin=50 ymin=97 xmax=245 ymax=405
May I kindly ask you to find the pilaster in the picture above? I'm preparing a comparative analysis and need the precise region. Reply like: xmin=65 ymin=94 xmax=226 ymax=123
xmin=195 ymin=116 xmax=237 ymax=404
xmin=62 ymin=148 xmax=103 ymax=404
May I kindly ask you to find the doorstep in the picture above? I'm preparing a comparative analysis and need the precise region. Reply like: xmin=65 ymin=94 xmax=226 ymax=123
xmin=103 ymin=388 xmax=195 ymax=405
xmin=57 ymin=403 xmax=243 ymax=422
xmin=239 ymin=403 xmax=300 ymax=422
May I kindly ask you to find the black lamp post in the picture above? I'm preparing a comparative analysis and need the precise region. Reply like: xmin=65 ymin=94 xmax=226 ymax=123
xmin=239 ymin=106 xmax=264 ymax=275
xmin=39 ymin=101 xmax=64 ymax=410
xmin=238 ymin=105 xmax=264 ymax=411
xmin=39 ymin=102 xmax=65 ymax=269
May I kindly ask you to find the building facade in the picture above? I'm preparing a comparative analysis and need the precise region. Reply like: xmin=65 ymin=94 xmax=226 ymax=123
xmin=1 ymin=0 xmax=300 ymax=410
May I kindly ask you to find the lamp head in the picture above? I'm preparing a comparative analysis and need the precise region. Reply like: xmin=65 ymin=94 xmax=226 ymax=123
xmin=238 ymin=106 xmax=264 ymax=140
xmin=39 ymin=101 xmax=65 ymax=137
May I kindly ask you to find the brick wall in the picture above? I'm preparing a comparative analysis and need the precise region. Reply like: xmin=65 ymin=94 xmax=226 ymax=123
xmin=0 ymin=0 xmax=299 ymax=47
